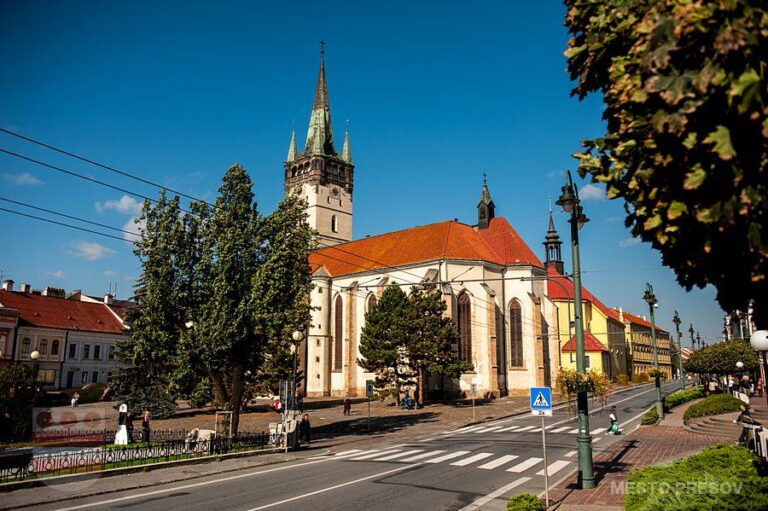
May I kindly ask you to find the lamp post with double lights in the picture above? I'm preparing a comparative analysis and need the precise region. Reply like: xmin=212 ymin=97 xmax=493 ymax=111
xmin=672 ymin=311 xmax=685 ymax=391
xmin=696 ymin=332 xmax=702 ymax=350
xmin=750 ymin=330 xmax=768 ymax=405
xmin=688 ymin=324 xmax=696 ymax=351
xmin=643 ymin=283 xmax=664 ymax=418
xmin=555 ymin=170 xmax=595 ymax=489
xmin=290 ymin=330 xmax=304 ymax=411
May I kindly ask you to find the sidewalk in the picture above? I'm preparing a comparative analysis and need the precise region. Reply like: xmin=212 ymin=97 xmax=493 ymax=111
xmin=548 ymin=399 xmax=737 ymax=511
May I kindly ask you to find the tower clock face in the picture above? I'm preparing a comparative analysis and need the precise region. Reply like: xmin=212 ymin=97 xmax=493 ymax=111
xmin=331 ymin=187 xmax=339 ymax=197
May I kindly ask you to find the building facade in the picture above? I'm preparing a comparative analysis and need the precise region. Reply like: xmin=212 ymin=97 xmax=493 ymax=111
xmin=619 ymin=310 xmax=673 ymax=378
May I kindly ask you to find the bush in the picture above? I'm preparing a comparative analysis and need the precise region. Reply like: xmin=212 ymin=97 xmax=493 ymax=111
xmin=617 ymin=374 xmax=629 ymax=386
xmin=683 ymin=393 xmax=743 ymax=421
xmin=641 ymin=406 xmax=659 ymax=425
xmin=0 ymin=364 xmax=38 ymax=441
xmin=625 ymin=444 xmax=768 ymax=511
xmin=664 ymin=386 xmax=704 ymax=410
xmin=634 ymin=372 xmax=650 ymax=383
xmin=506 ymin=493 xmax=544 ymax=511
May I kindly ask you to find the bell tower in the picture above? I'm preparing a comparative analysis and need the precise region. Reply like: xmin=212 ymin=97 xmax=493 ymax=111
xmin=284 ymin=44 xmax=354 ymax=246
xmin=543 ymin=205 xmax=564 ymax=274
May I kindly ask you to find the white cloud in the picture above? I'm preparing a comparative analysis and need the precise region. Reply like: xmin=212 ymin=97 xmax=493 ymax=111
xmin=95 ymin=195 xmax=142 ymax=215
xmin=619 ymin=237 xmax=641 ymax=248
xmin=122 ymin=216 xmax=144 ymax=242
xmin=4 ymin=172 xmax=44 ymax=186
xmin=69 ymin=241 xmax=116 ymax=261
xmin=580 ymin=183 xmax=605 ymax=201
xmin=46 ymin=270 xmax=66 ymax=280
xmin=123 ymin=275 xmax=135 ymax=282
xmin=104 ymin=270 xmax=119 ymax=278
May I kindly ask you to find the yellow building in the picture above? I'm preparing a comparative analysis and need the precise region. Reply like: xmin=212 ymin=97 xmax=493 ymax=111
xmin=560 ymin=331 xmax=610 ymax=374
xmin=618 ymin=310 xmax=673 ymax=379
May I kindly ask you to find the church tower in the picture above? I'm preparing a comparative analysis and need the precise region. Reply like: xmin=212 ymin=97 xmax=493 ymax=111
xmin=284 ymin=47 xmax=354 ymax=246
xmin=477 ymin=174 xmax=495 ymax=230
xmin=543 ymin=207 xmax=564 ymax=274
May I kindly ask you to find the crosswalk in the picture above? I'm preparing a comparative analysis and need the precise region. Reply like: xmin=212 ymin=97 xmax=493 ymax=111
xmin=330 ymin=448 xmax=572 ymax=478
xmin=444 ymin=423 xmax=613 ymax=436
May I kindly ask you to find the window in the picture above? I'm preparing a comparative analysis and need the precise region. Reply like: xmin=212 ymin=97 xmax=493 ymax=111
xmin=68 ymin=343 xmax=77 ymax=359
xmin=21 ymin=338 xmax=31 ymax=355
xmin=585 ymin=355 xmax=591 ymax=369
xmin=51 ymin=339 xmax=59 ymax=356
xmin=94 ymin=345 xmax=101 ymax=360
xmin=39 ymin=339 xmax=48 ymax=355
xmin=509 ymin=300 xmax=523 ymax=366
xmin=92 ymin=371 xmax=98 ymax=384
xmin=334 ymin=295 xmax=343 ymax=371
xmin=331 ymin=215 xmax=338 ymax=233
xmin=108 ymin=345 xmax=115 ymax=360
xmin=37 ymin=369 xmax=56 ymax=385
xmin=83 ymin=344 xmax=91 ymax=360
xmin=457 ymin=292 xmax=472 ymax=363
xmin=367 ymin=294 xmax=377 ymax=312
xmin=81 ymin=372 xmax=88 ymax=384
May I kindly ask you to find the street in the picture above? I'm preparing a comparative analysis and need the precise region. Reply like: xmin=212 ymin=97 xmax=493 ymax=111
xmin=23 ymin=381 xmax=683 ymax=511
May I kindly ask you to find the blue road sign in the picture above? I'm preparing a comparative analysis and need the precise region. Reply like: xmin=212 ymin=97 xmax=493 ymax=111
xmin=530 ymin=387 xmax=553 ymax=416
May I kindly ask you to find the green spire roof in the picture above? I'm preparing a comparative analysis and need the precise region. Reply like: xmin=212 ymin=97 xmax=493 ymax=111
xmin=478 ymin=173 xmax=495 ymax=206
xmin=341 ymin=123 xmax=352 ymax=163
xmin=286 ymin=128 xmax=298 ymax=162
xmin=305 ymin=52 xmax=335 ymax=155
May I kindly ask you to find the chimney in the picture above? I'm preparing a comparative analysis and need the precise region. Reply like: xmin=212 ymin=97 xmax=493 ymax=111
xmin=42 ymin=287 xmax=66 ymax=298
xmin=104 ymin=294 xmax=114 ymax=305
xmin=618 ymin=306 xmax=624 ymax=322
xmin=20 ymin=283 xmax=31 ymax=293
xmin=1 ymin=280 xmax=13 ymax=292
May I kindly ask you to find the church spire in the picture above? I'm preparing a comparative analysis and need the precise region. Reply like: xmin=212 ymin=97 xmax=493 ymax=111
xmin=477 ymin=173 xmax=495 ymax=230
xmin=543 ymin=202 xmax=564 ymax=274
xmin=305 ymin=42 xmax=335 ymax=155
xmin=341 ymin=121 xmax=352 ymax=163
xmin=286 ymin=127 xmax=298 ymax=162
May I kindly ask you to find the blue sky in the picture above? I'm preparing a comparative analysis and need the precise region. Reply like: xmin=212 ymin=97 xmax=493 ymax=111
xmin=0 ymin=1 xmax=724 ymax=342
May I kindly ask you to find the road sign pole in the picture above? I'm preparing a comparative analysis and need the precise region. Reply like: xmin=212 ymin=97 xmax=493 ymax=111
xmin=542 ymin=415 xmax=549 ymax=508
xmin=367 ymin=397 xmax=371 ymax=432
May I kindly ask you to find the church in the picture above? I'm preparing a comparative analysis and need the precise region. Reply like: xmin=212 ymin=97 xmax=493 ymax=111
xmin=287 ymin=54 xmax=561 ymax=398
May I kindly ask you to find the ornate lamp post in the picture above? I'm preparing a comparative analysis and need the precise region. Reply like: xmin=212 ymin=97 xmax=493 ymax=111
xmin=555 ymin=170 xmax=594 ymax=489
xmin=643 ymin=284 xmax=664 ymax=418
xmin=672 ymin=311 xmax=685 ymax=391
xmin=750 ymin=330 xmax=768 ymax=405
xmin=688 ymin=324 xmax=696 ymax=351
xmin=696 ymin=332 xmax=702 ymax=350
xmin=290 ymin=330 xmax=304 ymax=410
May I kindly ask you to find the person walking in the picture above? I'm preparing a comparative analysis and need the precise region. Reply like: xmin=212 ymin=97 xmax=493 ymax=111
xmin=141 ymin=409 xmax=151 ymax=443
xmin=757 ymin=377 xmax=764 ymax=398
xmin=71 ymin=392 xmax=80 ymax=407
xmin=299 ymin=413 xmax=311 ymax=445
xmin=343 ymin=394 xmax=351 ymax=416
xmin=608 ymin=405 xmax=621 ymax=435
xmin=114 ymin=404 xmax=129 ymax=445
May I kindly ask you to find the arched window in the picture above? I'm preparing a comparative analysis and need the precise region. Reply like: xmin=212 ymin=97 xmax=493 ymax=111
xmin=39 ymin=339 xmax=48 ymax=355
xmin=21 ymin=338 xmax=31 ymax=355
xmin=367 ymin=294 xmax=377 ymax=312
xmin=509 ymin=300 xmax=523 ymax=366
xmin=334 ymin=295 xmax=343 ymax=371
xmin=457 ymin=292 xmax=472 ymax=362
xmin=331 ymin=215 xmax=338 ymax=233
xmin=51 ymin=339 xmax=60 ymax=355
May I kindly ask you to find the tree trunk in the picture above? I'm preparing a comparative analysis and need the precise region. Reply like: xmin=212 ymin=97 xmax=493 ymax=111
xmin=210 ymin=371 xmax=228 ymax=408
xmin=229 ymin=364 xmax=244 ymax=436
xmin=417 ymin=367 xmax=426 ymax=406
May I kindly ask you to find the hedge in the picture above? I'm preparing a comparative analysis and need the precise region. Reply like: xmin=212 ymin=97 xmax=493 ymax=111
xmin=641 ymin=386 xmax=703 ymax=425
xmin=506 ymin=493 xmax=544 ymax=511
xmin=683 ymin=394 xmax=743 ymax=421
xmin=625 ymin=444 xmax=768 ymax=511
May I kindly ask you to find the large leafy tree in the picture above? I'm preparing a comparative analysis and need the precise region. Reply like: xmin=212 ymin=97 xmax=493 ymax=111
xmin=565 ymin=0 xmax=767 ymax=324
xmin=0 ymin=364 xmax=38 ymax=441
xmin=407 ymin=287 xmax=472 ymax=405
xmin=684 ymin=338 xmax=759 ymax=375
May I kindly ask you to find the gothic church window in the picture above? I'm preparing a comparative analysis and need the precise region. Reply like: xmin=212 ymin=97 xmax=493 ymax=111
xmin=457 ymin=292 xmax=472 ymax=363
xmin=334 ymin=295 xmax=343 ymax=371
xmin=510 ymin=300 xmax=523 ymax=366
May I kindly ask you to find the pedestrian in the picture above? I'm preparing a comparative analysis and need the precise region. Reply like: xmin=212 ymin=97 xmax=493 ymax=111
xmin=608 ymin=405 xmax=621 ymax=435
xmin=734 ymin=403 xmax=761 ymax=446
xmin=274 ymin=396 xmax=282 ymax=414
xmin=71 ymin=392 xmax=80 ymax=407
xmin=141 ymin=409 xmax=151 ymax=443
xmin=343 ymin=394 xmax=351 ymax=416
xmin=758 ymin=377 xmax=764 ymax=398
xmin=299 ymin=413 xmax=311 ymax=445
xmin=296 ymin=393 xmax=304 ymax=413
xmin=114 ymin=404 xmax=129 ymax=446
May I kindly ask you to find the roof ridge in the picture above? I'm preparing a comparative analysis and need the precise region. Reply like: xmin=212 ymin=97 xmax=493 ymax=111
xmin=315 ymin=219 xmax=466 ymax=252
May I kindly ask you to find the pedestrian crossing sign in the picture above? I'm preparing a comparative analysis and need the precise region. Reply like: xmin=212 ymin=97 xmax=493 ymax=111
xmin=530 ymin=387 xmax=552 ymax=416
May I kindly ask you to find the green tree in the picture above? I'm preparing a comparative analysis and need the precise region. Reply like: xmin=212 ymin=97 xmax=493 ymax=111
xmin=110 ymin=191 xmax=184 ymax=418
xmin=0 ymin=364 xmax=37 ymax=441
xmin=564 ymin=0 xmax=768 ymax=325
xmin=683 ymin=338 xmax=759 ymax=375
xmin=358 ymin=285 xmax=413 ymax=404
xmin=407 ymin=287 xmax=472 ymax=405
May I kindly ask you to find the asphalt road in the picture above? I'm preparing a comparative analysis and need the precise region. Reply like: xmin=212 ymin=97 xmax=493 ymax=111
xmin=32 ymin=380 xmax=686 ymax=511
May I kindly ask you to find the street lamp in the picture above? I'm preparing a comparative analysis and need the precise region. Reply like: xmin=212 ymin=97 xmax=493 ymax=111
xmin=290 ymin=330 xmax=304 ymax=410
xmin=696 ymin=332 xmax=702 ymax=350
xmin=750 ymin=330 xmax=768 ymax=405
xmin=672 ymin=311 xmax=685 ymax=391
xmin=688 ymin=323 xmax=695 ymax=351
xmin=643 ymin=284 xmax=664 ymax=418
xmin=30 ymin=349 xmax=40 ymax=391
xmin=555 ymin=170 xmax=595 ymax=489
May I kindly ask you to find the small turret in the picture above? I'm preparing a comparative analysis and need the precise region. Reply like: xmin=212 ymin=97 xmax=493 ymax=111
xmin=286 ymin=128 xmax=298 ymax=162
xmin=543 ymin=205 xmax=564 ymax=274
xmin=477 ymin=173 xmax=495 ymax=230
xmin=341 ymin=123 xmax=352 ymax=163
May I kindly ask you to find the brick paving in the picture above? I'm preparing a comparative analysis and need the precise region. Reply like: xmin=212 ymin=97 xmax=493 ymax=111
xmin=548 ymin=401 xmax=739 ymax=510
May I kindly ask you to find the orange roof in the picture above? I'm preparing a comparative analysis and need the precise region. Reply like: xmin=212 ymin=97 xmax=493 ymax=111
xmin=0 ymin=290 xmax=125 ymax=334
xmin=621 ymin=310 xmax=669 ymax=334
xmin=546 ymin=267 xmax=623 ymax=325
xmin=562 ymin=331 xmax=608 ymax=352
xmin=310 ymin=217 xmax=543 ymax=277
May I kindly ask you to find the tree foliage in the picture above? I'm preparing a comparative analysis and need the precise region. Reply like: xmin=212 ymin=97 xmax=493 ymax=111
xmin=683 ymin=338 xmax=759 ymax=374
xmin=565 ymin=0 xmax=768 ymax=325
xmin=0 ymin=364 xmax=38 ymax=441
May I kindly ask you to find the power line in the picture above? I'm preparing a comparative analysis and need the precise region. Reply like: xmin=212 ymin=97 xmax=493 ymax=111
xmin=0 ymin=207 xmax=129 ymax=242
xmin=0 ymin=196 xmax=139 ymax=237
xmin=0 ymin=148 xmax=193 ymax=215
xmin=0 ymin=127 xmax=211 ymax=205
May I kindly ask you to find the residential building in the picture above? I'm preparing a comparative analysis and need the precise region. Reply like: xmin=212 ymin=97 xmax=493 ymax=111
xmin=615 ymin=309 xmax=673 ymax=379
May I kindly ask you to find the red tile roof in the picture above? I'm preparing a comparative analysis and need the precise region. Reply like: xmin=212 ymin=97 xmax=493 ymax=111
xmin=562 ymin=331 xmax=608 ymax=352
xmin=310 ymin=217 xmax=543 ymax=277
xmin=0 ymin=290 xmax=125 ymax=334
xmin=621 ymin=310 xmax=669 ymax=334
xmin=546 ymin=267 xmax=623 ymax=325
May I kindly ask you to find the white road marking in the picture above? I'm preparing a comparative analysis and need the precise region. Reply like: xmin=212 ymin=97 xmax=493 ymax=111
xmin=552 ymin=426 xmax=570 ymax=433
xmin=506 ymin=457 xmax=543 ymax=473
xmin=350 ymin=449 xmax=399 ymax=461
xmin=245 ymin=463 xmax=420 ymax=510
xmin=530 ymin=427 xmax=542 ymax=432
xmin=474 ymin=426 xmax=504 ymax=433
xmin=453 ymin=425 xmax=483 ymax=433
xmin=425 ymin=450 xmax=471 ymax=463
xmin=332 ymin=449 xmax=364 ymax=457
xmin=450 ymin=452 xmax=495 ymax=467
xmin=515 ymin=426 xmax=535 ymax=432
xmin=590 ymin=427 xmax=606 ymax=435
xmin=536 ymin=460 xmax=571 ymax=476
xmin=375 ymin=449 xmax=423 ymax=461
xmin=496 ymin=425 xmax=520 ymax=432
xmin=478 ymin=454 xmax=519 ymax=470
xmin=564 ymin=450 xmax=577 ymax=458
xmin=458 ymin=477 xmax=532 ymax=511
xmin=593 ymin=436 xmax=603 ymax=443
xmin=568 ymin=428 xmax=579 ymax=434
xmin=399 ymin=450 xmax=446 ymax=462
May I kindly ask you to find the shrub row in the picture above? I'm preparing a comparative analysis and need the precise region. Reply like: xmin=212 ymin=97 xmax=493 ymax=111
xmin=507 ymin=493 xmax=544 ymax=511
xmin=625 ymin=444 xmax=768 ymax=511
xmin=683 ymin=393 xmax=743 ymax=421
xmin=640 ymin=386 xmax=703 ymax=425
